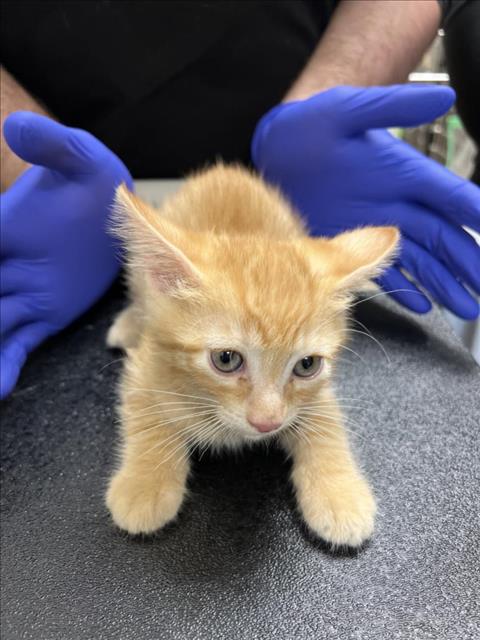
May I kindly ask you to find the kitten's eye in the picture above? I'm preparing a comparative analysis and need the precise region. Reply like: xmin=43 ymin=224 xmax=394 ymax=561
xmin=210 ymin=350 xmax=244 ymax=373
xmin=292 ymin=355 xmax=323 ymax=378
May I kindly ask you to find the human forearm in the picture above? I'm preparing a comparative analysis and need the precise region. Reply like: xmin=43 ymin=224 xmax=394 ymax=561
xmin=284 ymin=0 xmax=441 ymax=102
xmin=1 ymin=66 xmax=51 ymax=190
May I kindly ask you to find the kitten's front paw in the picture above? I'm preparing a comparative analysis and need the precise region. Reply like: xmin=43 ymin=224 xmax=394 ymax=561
xmin=298 ymin=475 xmax=376 ymax=548
xmin=106 ymin=470 xmax=186 ymax=535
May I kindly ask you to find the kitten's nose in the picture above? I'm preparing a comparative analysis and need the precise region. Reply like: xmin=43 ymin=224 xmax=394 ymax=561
xmin=247 ymin=418 xmax=282 ymax=433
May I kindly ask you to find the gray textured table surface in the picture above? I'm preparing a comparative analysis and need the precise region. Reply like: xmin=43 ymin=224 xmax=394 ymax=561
xmin=1 ymin=285 xmax=479 ymax=640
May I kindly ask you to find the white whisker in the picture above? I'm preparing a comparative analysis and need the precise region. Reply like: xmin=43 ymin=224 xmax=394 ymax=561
xmin=348 ymin=326 xmax=390 ymax=364
xmin=301 ymin=396 xmax=373 ymax=406
xmin=299 ymin=409 xmax=360 ymax=427
xmin=130 ymin=408 xmax=218 ymax=438
xmin=299 ymin=401 xmax=370 ymax=411
xmin=338 ymin=343 xmax=368 ymax=366
xmin=130 ymin=407 xmax=216 ymax=423
xmin=98 ymin=357 xmax=124 ymax=373
xmin=135 ymin=399 xmax=219 ymax=413
xmin=293 ymin=421 xmax=343 ymax=446
xmin=144 ymin=416 xmax=217 ymax=462
xmin=127 ymin=387 xmax=220 ymax=404
xmin=154 ymin=417 xmax=224 ymax=470
xmin=350 ymin=288 xmax=423 ymax=308
xmin=299 ymin=409 xmax=360 ymax=428
xmin=195 ymin=421 xmax=225 ymax=461
xmin=299 ymin=414 xmax=365 ymax=441
xmin=290 ymin=423 xmax=311 ymax=447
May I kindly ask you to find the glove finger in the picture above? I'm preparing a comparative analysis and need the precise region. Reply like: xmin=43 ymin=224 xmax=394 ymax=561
xmin=0 ymin=295 xmax=36 ymax=339
xmin=3 ymin=111 xmax=104 ymax=175
xmin=0 ymin=261 xmax=34 ymax=296
xmin=378 ymin=266 xmax=432 ymax=313
xmin=401 ymin=238 xmax=479 ymax=320
xmin=0 ymin=195 xmax=11 ymax=258
xmin=411 ymin=159 xmax=480 ymax=232
xmin=0 ymin=321 xmax=51 ymax=399
xmin=389 ymin=202 xmax=480 ymax=295
xmin=1 ymin=172 xmax=42 ymax=258
xmin=0 ymin=349 xmax=21 ymax=400
xmin=344 ymin=84 xmax=455 ymax=133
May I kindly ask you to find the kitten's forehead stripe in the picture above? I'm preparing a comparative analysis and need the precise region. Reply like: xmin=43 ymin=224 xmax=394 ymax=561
xmin=154 ymin=341 xmax=203 ymax=354
xmin=228 ymin=247 xmax=329 ymax=349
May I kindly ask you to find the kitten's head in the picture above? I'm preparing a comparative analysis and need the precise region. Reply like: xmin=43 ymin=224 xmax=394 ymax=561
xmin=113 ymin=167 xmax=398 ymax=446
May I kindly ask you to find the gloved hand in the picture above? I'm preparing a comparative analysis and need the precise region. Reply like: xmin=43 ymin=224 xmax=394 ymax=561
xmin=252 ymin=84 xmax=480 ymax=319
xmin=0 ymin=112 xmax=132 ymax=399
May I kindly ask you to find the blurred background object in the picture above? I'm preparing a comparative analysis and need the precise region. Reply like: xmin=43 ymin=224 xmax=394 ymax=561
xmin=402 ymin=34 xmax=479 ymax=364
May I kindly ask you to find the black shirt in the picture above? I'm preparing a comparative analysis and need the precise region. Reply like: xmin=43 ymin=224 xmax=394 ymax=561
xmin=0 ymin=0 xmax=462 ymax=177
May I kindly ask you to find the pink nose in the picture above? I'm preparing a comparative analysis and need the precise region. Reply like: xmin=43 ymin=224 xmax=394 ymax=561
xmin=247 ymin=419 xmax=283 ymax=433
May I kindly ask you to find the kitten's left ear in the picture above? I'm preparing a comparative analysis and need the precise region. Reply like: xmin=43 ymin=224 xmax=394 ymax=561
xmin=310 ymin=226 xmax=400 ymax=291
xmin=112 ymin=184 xmax=203 ymax=293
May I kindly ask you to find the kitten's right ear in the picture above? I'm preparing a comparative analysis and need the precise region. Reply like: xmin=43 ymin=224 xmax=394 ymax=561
xmin=305 ymin=225 xmax=400 ymax=293
xmin=112 ymin=184 xmax=202 ymax=293
xmin=326 ymin=226 xmax=400 ymax=291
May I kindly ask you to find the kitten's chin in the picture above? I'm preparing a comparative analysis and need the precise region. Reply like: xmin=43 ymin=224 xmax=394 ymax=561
xmin=242 ymin=429 xmax=280 ymax=442
xmin=215 ymin=423 xmax=284 ymax=449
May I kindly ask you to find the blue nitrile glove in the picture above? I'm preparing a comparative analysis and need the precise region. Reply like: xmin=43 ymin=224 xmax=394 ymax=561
xmin=252 ymin=84 xmax=480 ymax=319
xmin=0 ymin=112 xmax=132 ymax=399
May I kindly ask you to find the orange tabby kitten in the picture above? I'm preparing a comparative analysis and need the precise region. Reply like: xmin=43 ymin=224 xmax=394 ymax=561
xmin=106 ymin=164 xmax=399 ymax=547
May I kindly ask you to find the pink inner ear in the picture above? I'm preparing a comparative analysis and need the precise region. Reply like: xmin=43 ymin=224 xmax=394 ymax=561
xmin=147 ymin=249 xmax=197 ymax=293
xmin=150 ymin=267 xmax=184 ymax=293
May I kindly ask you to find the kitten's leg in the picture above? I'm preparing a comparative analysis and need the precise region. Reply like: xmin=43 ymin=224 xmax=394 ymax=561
xmin=106 ymin=414 xmax=190 ymax=535
xmin=283 ymin=410 xmax=376 ymax=548
xmin=106 ymin=306 xmax=142 ymax=350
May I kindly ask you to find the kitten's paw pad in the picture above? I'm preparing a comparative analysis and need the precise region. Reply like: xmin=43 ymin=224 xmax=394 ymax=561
xmin=106 ymin=308 xmax=139 ymax=350
xmin=300 ymin=479 xmax=376 ymax=548
xmin=106 ymin=472 xmax=185 ymax=535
